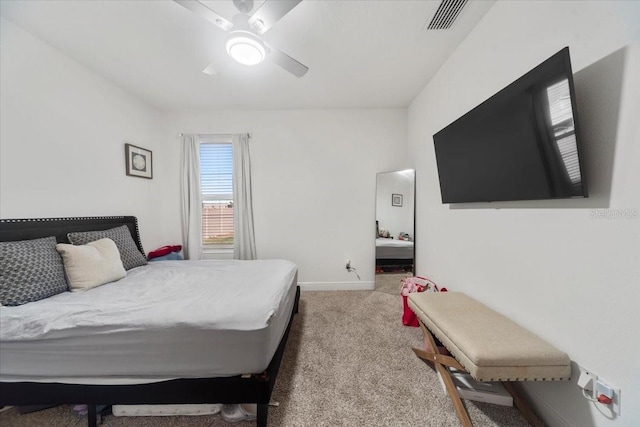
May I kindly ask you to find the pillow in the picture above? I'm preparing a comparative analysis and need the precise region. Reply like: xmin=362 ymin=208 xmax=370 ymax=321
xmin=67 ymin=225 xmax=147 ymax=270
xmin=56 ymin=238 xmax=126 ymax=292
xmin=0 ymin=236 xmax=68 ymax=306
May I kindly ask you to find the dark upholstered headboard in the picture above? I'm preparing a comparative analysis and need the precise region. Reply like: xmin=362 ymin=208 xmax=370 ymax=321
xmin=0 ymin=216 xmax=145 ymax=256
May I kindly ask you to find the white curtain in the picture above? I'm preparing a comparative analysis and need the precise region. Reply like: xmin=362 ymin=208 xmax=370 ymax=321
xmin=232 ymin=133 xmax=257 ymax=260
xmin=180 ymin=134 xmax=203 ymax=260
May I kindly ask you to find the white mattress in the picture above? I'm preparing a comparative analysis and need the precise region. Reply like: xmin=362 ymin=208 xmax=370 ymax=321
xmin=375 ymin=238 xmax=414 ymax=259
xmin=0 ymin=259 xmax=298 ymax=385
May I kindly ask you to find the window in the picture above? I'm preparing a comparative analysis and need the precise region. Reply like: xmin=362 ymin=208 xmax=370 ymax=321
xmin=200 ymin=136 xmax=233 ymax=249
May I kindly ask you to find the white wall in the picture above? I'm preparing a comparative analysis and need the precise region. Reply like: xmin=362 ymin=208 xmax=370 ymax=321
xmin=408 ymin=1 xmax=640 ymax=426
xmin=0 ymin=15 xmax=408 ymax=289
xmin=160 ymin=109 xmax=407 ymax=289
xmin=0 ymin=18 xmax=167 ymax=251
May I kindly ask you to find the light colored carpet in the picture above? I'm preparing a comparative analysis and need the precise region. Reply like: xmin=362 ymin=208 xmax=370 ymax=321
xmin=0 ymin=290 xmax=529 ymax=427
xmin=375 ymin=272 xmax=407 ymax=295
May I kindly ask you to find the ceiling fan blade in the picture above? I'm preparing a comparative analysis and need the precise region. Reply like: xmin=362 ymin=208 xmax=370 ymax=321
xmin=173 ymin=0 xmax=233 ymax=32
xmin=266 ymin=44 xmax=308 ymax=78
xmin=248 ymin=0 xmax=302 ymax=34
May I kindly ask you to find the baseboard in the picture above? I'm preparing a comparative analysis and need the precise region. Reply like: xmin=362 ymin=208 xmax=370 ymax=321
xmin=526 ymin=388 xmax=574 ymax=427
xmin=298 ymin=281 xmax=375 ymax=291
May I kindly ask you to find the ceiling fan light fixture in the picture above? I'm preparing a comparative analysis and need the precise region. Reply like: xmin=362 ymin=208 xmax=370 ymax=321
xmin=225 ymin=31 xmax=266 ymax=66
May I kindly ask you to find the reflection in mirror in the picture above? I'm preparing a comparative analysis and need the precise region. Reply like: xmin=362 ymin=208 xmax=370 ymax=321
xmin=375 ymin=170 xmax=415 ymax=294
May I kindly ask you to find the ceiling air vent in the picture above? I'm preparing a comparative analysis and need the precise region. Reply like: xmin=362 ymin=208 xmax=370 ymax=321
xmin=425 ymin=0 xmax=468 ymax=30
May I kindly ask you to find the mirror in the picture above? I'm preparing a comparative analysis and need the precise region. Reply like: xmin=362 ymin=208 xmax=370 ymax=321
xmin=375 ymin=170 xmax=415 ymax=294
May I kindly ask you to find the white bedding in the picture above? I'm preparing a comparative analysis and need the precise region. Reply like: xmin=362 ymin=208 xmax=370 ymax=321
xmin=375 ymin=238 xmax=414 ymax=259
xmin=0 ymin=259 xmax=298 ymax=384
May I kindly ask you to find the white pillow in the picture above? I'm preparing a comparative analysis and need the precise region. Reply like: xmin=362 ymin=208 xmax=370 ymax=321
xmin=56 ymin=238 xmax=126 ymax=292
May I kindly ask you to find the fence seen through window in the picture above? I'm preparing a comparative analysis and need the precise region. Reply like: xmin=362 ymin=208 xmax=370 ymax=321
xmin=200 ymin=142 xmax=233 ymax=247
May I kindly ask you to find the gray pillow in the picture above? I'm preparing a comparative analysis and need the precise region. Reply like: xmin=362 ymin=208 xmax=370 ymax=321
xmin=0 ymin=236 xmax=69 ymax=306
xmin=68 ymin=225 xmax=147 ymax=271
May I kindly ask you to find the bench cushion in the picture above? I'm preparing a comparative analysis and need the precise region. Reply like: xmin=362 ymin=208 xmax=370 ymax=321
xmin=408 ymin=292 xmax=571 ymax=382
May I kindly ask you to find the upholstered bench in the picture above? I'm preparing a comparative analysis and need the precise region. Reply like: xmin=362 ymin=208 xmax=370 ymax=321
xmin=408 ymin=292 xmax=571 ymax=427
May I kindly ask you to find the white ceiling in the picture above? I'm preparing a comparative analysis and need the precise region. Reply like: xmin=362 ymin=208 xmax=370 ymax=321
xmin=0 ymin=0 xmax=494 ymax=111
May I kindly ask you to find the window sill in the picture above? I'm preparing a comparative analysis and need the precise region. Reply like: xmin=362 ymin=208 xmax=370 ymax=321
xmin=202 ymin=247 xmax=233 ymax=260
xmin=203 ymin=247 xmax=233 ymax=254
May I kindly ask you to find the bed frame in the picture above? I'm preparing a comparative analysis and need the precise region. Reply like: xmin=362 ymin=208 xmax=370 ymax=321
xmin=0 ymin=216 xmax=300 ymax=427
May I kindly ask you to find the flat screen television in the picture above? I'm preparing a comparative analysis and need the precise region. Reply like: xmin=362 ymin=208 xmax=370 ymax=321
xmin=433 ymin=47 xmax=588 ymax=204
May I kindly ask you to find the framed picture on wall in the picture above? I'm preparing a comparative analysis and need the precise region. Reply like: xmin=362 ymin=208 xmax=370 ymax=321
xmin=125 ymin=143 xmax=153 ymax=179
xmin=392 ymin=193 xmax=403 ymax=207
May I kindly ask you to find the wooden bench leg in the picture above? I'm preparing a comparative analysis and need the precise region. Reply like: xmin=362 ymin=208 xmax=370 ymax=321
xmin=503 ymin=382 xmax=545 ymax=427
xmin=412 ymin=347 xmax=466 ymax=372
xmin=436 ymin=362 xmax=473 ymax=427
xmin=413 ymin=320 xmax=473 ymax=426
xmin=413 ymin=318 xmax=546 ymax=427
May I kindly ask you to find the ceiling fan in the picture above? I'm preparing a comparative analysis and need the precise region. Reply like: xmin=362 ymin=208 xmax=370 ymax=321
xmin=174 ymin=0 xmax=308 ymax=77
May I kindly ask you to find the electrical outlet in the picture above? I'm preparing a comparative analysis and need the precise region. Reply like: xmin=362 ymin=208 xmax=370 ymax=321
xmin=596 ymin=379 xmax=621 ymax=416
xmin=577 ymin=366 xmax=597 ymax=394
xmin=596 ymin=380 xmax=614 ymax=398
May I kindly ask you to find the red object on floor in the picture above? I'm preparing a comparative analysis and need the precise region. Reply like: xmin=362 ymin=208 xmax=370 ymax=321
xmin=402 ymin=295 xmax=419 ymax=327
xmin=401 ymin=285 xmax=424 ymax=327
xmin=147 ymin=245 xmax=182 ymax=260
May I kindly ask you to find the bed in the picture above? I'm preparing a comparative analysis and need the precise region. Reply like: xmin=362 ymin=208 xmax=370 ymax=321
xmin=0 ymin=216 xmax=300 ymax=427
xmin=375 ymin=238 xmax=414 ymax=271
